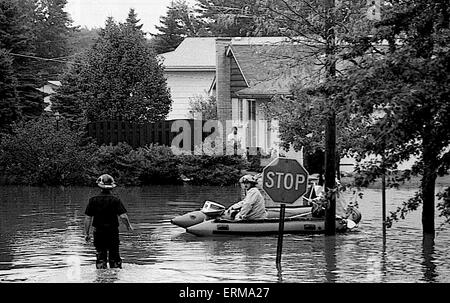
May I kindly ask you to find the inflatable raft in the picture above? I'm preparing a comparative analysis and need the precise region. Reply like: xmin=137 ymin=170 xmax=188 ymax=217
xmin=171 ymin=201 xmax=360 ymax=237
xmin=171 ymin=201 xmax=312 ymax=229
xmin=186 ymin=216 xmax=353 ymax=237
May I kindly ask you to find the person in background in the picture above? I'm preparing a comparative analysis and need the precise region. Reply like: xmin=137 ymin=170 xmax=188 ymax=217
xmin=223 ymin=174 xmax=268 ymax=220
xmin=84 ymin=174 xmax=133 ymax=269
xmin=227 ymin=126 xmax=242 ymax=155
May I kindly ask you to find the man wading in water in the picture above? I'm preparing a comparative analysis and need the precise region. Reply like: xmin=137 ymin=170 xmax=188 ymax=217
xmin=84 ymin=174 xmax=133 ymax=269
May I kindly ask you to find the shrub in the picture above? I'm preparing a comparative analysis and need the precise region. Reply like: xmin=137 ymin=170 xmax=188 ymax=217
xmin=0 ymin=115 xmax=97 ymax=185
xmin=178 ymin=155 xmax=247 ymax=186
xmin=90 ymin=143 xmax=181 ymax=186
xmin=138 ymin=144 xmax=181 ymax=185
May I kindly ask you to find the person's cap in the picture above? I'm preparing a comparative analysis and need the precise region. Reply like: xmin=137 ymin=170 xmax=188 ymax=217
xmin=239 ymin=174 xmax=258 ymax=184
xmin=96 ymin=174 xmax=117 ymax=189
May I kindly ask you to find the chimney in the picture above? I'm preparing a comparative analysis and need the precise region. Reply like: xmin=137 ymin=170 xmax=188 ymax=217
xmin=215 ymin=37 xmax=232 ymax=122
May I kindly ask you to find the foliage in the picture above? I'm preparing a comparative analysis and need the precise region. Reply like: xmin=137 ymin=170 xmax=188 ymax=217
xmin=33 ymin=0 xmax=76 ymax=80
xmin=50 ymin=52 xmax=88 ymax=131
xmin=91 ymin=143 xmax=181 ymax=186
xmin=437 ymin=187 xmax=450 ymax=229
xmin=0 ymin=49 xmax=19 ymax=133
xmin=385 ymin=191 xmax=423 ymax=228
xmin=195 ymin=0 xmax=282 ymax=36
xmin=90 ymin=143 xmax=249 ymax=186
xmin=54 ymin=10 xmax=172 ymax=123
xmin=0 ymin=0 xmax=44 ymax=122
xmin=68 ymin=27 xmax=99 ymax=55
xmin=336 ymin=0 xmax=450 ymax=232
xmin=0 ymin=115 xmax=97 ymax=185
xmin=188 ymin=95 xmax=217 ymax=120
xmin=178 ymin=154 xmax=247 ymax=186
xmin=151 ymin=0 xmax=208 ymax=54
xmin=138 ymin=144 xmax=181 ymax=185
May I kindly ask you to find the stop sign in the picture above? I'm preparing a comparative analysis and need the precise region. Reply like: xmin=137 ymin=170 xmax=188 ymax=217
xmin=262 ymin=157 xmax=309 ymax=204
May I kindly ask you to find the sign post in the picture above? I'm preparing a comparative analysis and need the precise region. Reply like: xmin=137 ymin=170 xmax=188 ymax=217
xmin=262 ymin=157 xmax=309 ymax=268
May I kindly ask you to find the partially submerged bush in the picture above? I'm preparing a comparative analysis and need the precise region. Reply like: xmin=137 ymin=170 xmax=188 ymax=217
xmin=178 ymin=155 xmax=247 ymax=186
xmin=0 ymin=115 xmax=96 ymax=185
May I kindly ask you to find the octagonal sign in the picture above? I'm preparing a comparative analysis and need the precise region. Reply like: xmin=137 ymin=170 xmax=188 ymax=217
xmin=262 ymin=157 xmax=309 ymax=204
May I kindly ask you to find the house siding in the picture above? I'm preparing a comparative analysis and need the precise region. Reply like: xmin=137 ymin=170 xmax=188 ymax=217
xmin=165 ymin=71 xmax=215 ymax=120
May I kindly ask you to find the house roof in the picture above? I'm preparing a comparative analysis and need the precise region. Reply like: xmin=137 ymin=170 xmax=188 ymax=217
xmin=159 ymin=37 xmax=290 ymax=71
xmin=159 ymin=37 xmax=217 ymax=71
xmin=229 ymin=43 xmax=309 ymax=97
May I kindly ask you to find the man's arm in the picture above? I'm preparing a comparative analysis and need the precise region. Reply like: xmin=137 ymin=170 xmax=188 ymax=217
xmin=119 ymin=213 xmax=133 ymax=231
xmin=84 ymin=216 xmax=93 ymax=241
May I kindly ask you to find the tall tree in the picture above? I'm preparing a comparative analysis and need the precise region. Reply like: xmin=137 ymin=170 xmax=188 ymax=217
xmin=68 ymin=27 xmax=99 ymax=55
xmin=0 ymin=49 xmax=19 ymax=133
xmin=54 ymin=12 xmax=172 ymax=123
xmin=151 ymin=0 xmax=207 ymax=54
xmin=50 ymin=53 xmax=88 ymax=130
xmin=33 ymin=0 xmax=76 ymax=80
xmin=0 ymin=0 xmax=44 ymax=121
xmin=339 ymin=0 xmax=450 ymax=237
xmin=195 ymin=0 xmax=283 ymax=36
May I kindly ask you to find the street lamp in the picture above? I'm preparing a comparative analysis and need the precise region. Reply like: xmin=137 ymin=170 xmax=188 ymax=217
xmin=55 ymin=111 xmax=60 ymax=131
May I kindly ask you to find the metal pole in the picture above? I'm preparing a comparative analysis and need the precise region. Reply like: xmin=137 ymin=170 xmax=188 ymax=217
xmin=276 ymin=203 xmax=286 ymax=269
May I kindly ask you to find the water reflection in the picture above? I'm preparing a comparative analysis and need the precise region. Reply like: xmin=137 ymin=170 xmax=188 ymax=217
xmin=94 ymin=268 xmax=120 ymax=283
xmin=421 ymin=234 xmax=437 ymax=282
xmin=324 ymin=236 xmax=337 ymax=283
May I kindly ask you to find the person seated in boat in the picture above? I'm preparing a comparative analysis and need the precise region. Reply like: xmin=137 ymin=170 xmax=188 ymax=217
xmin=222 ymin=174 xmax=268 ymax=221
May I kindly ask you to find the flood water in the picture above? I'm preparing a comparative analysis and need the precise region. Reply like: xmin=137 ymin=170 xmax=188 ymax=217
xmin=0 ymin=183 xmax=449 ymax=283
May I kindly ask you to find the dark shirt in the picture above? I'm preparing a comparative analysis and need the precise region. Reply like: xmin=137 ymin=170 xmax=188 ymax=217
xmin=85 ymin=192 xmax=127 ymax=230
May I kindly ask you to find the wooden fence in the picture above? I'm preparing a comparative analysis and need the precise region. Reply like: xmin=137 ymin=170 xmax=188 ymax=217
xmin=86 ymin=119 xmax=216 ymax=150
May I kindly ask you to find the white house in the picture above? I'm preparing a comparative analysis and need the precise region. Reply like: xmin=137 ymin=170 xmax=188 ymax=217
xmin=159 ymin=37 xmax=217 ymax=120
xmin=36 ymin=80 xmax=61 ymax=112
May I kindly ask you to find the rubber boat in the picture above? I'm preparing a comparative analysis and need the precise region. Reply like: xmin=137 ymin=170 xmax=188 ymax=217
xmin=186 ymin=214 xmax=354 ymax=237
xmin=171 ymin=201 xmax=313 ymax=229
xmin=171 ymin=200 xmax=361 ymax=237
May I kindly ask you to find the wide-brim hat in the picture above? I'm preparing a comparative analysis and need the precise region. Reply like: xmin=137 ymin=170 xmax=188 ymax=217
xmin=96 ymin=174 xmax=117 ymax=189
xmin=97 ymin=183 xmax=117 ymax=189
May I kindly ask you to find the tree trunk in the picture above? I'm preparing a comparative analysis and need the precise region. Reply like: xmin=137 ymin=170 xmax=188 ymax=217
xmin=324 ymin=111 xmax=336 ymax=235
xmin=421 ymin=138 xmax=437 ymax=237
xmin=324 ymin=0 xmax=336 ymax=235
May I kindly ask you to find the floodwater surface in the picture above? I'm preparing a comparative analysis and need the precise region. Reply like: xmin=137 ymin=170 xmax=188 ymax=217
xmin=0 ymin=184 xmax=449 ymax=283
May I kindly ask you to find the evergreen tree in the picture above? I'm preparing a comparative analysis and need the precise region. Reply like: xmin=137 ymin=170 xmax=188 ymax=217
xmin=151 ymin=0 xmax=207 ymax=54
xmin=68 ymin=27 xmax=99 ymax=55
xmin=195 ymin=0 xmax=281 ymax=36
xmin=0 ymin=0 xmax=44 ymax=121
xmin=57 ymin=12 xmax=172 ymax=123
xmin=50 ymin=53 xmax=88 ymax=129
xmin=33 ymin=0 xmax=76 ymax=80
xmin=125 ymin=8 xmax=143 ymax=31
xmin=0 ymin=49 xmax=19 ymax=133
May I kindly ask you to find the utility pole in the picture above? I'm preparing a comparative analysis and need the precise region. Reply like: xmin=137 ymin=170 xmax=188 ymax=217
xmin=324 ymin=0 xmax=337 ymax=235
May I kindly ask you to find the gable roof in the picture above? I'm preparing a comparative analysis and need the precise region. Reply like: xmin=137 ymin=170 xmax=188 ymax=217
xmin=159 ymin=37 xmax=217 ymax=71
xmin=159 ymin=37 xmax=290 ymax=72
xmin=228 ymin=43 xmax=309 ymax=97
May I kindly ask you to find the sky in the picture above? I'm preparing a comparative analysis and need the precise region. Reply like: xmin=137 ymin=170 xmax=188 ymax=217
xmin=65 ymin=0 xmax=196 ymax=35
